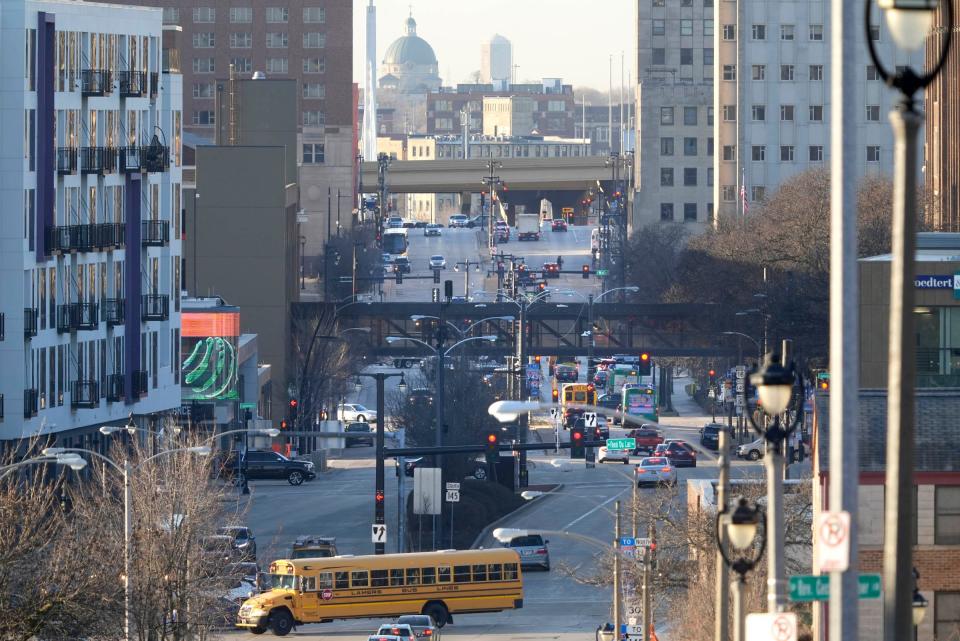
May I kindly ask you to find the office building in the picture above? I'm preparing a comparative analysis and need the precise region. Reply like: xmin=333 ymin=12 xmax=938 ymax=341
xmin=481 ymin=34 xmax=512 ymax=90
xmin=0 ymin=0 xmax=183 ymax=442
xmin=925 ymin=0 xmax=960 ymax=231
xmin=482 ymin=96 xmax=535 ymax=137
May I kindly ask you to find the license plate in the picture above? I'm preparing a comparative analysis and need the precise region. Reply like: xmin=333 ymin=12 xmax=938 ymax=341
xmin=521 ymin=549 xmax=533 ymax=555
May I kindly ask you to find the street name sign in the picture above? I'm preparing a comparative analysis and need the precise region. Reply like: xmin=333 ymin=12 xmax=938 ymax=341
xmin=788 ymin=574 xmax=882 ymax=602
xmin=607 ymin=438 xmax=636 ymax=451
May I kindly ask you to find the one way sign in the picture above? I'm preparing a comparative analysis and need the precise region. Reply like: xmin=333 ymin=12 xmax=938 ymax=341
xmin=371 ymin=524 xmax=387 ymax=543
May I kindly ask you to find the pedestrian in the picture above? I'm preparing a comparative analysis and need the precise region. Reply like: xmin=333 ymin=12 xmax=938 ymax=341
xmin=557 ymin=255 xmax=563 ymax=269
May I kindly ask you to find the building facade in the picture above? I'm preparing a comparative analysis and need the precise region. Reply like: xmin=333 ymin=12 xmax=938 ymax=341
xmin=480 ymin=34 xmax=512 ymax=90
xmin=482 ymin=96 xmax=535 ymax=137
xmin=0 ymin=0 xmax=183 ymax=442
xmin=925 ymin=0 xmax=960 ymax=231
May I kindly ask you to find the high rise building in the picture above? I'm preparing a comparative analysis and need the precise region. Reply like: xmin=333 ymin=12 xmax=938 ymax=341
xmin=0 ymin=0 xmax=183 ymax=441
xmin=481 ymin=34 xmax=512 ymax=90
xmin=925 ymin=0 xmax=960 ymax=231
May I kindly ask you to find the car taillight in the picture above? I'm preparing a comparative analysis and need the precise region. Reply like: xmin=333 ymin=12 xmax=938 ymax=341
xmin=661 ymin=467 xmax=672 ymax=472
xmin=636 ymin=469 xmax=646 ymax=474
xmin=424 ymin=630 xmax=432 ymax=636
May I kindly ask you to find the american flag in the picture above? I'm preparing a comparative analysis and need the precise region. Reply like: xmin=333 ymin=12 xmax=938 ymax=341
xmin=740 ymin=169 xmax=749 ymax=216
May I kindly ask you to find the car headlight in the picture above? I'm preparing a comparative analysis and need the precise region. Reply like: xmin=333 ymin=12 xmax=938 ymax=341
xmin=305 ymin=462 xmax=315 ymax=470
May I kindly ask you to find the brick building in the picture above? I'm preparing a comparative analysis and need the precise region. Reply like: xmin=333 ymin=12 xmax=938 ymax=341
xmin=925 ymin=0 xmax=960 ymax=231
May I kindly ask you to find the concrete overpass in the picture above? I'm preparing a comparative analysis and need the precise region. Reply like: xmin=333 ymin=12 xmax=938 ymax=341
xmin=360 ymin=156 xmax=615 ymax=194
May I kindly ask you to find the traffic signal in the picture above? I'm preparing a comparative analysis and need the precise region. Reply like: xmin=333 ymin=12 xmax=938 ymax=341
xmin=375 ymin=489 xmax=385 ymax=505
xmin=289 ymin=398 xmax=299 ymax=419
xmin=485 ymin=431 xmax=500 ymax=455
xmin=638 ymin=352 xmax=652 ymax=376
xmin=570 ymin=427 xmax=585 ymax=459
xmin=432 ymin=288 xmax=440 ymax=303
xmin=582 ymin=265 xmax=590 ymax=279
xmin=433 ymin=269 xmax=441 ymax=284
xmin=708 ymin=369 xmax=716 ymax=385
xmin=552 ymin=388 xmax=559 ymax=402
xmin=444 ymin=280 xmax=454 ymax=299
xmin=280 ymin=419 xmax=289 ymax=430
xmin=395 ymin=270 xmax=402 ymax=284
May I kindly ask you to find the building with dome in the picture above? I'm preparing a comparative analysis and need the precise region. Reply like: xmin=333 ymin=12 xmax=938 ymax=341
xmin=379 ymin=13 xmax=441 ymax=94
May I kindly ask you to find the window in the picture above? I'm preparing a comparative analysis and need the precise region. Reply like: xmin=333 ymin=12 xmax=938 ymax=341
xmin=704 ymin=20 xmax=714 ymax=36
xmin=781 ymin=25 xmax=795 ymax=40
xmin=752 ymin=65 xmax=766 ymax=81
xmin=723 ymin=65 xmax=737 ymax=81
xmin=266 ymin=57 xmax=288 ymax=74
xmin=707 ymin=137 xmax=714 ymax=156
xmin=751 ymin=186 xmax=766 ymax=202
xmin=351 ymin=570 xmax=369 ymax=588
xmin=406 ymin=568 xmax=421 ymax=585
xmin=335 ymin=571 xmax=350 ymax=589
xmin=193 ymin=7 xmax=215 ymax=23
xmin=703 ymin=47 xmax=714 ymax=66
xmin=680 ymin=19 xmax=693 ymax=36
xmin=809 ymin=145 xmax=824 ymax=162
xmin=683 ymin=168 xmax=697 ymax=186
xmin=722 ymin=185 xmax=736 ymax=202
xmin=487 ymin=564 xmax=502 ymax=581
xmin=660 ymin=203 xmax=674 ymax=221
xmin=547 ymin=100 xmax=566 ymax=112
xmin=652 ymin=0 xmax=665 ymax=5
xmin=810 ymin=64 xmax=824 ymax=81
xmin=867 ymin=64 xmax=880 ymax=80
xmin=752 ymin=24 xmax=766 ymax=40
xmin=722 ymin=145 xmax=736 ymax=161
xmin=660 ymin=107 xmax=674 ymax=126
xmin=780 ymin=64 xmax=794 ymax=81
xmin=371 ymin=569 xmax=389 ymax=587
xmin=752 ymin=145 xmax=766 ymax=161
xmin=867 ymin=145 xmax=881 ymax=162
xmin=422 ymin=567 xmax=436 ymax=585
xmin=302 ymin=143 xmax=325 ymax=164
xmin=809 ymin=105 xmax=824 ymax=122
xmin=684 ymin=203 xmax=697 ymax=222
xmin=266 ymin=7 xmax=288 ymax=22
xmin=304 ymin=58 xmax=325 ymax=73
xmin=870 ymin=25 xmax=880 ymax=41
xmin=683 ymin=137 xmax=697 ymax=156
xmin=722 ymin=105 xmax=736 ymax=122
xmin=866 ymin=105 xmax=881 ymax=121
xmin=707 ymin=167 xmax=714 ymax=186
xmin=935 ymin=592 xmax=960 ymax=641
xmin=661 ymin=168 xmax=674 ymax=187
xmin=304 ymin=7 xmax=326 ymax=23
xmin=653 ymin=20 xmax=665 ymax=36
xmin=809 ymin=24 xmax=824 ymax=40
xmin=503 ymin=563 xmax=518 ymax=580
xmin=684 ymin=106 xmax=698 ymax=126
xmin=192 ymin=32 xmax=215 ymax=48
xmin=192 ymin=58 xmax=215 ymax=73
xmin=230 ymin=32 xmax=252 ymax=48
xmin=193 ymin=82 xmax=214 ymax=98
xmin=453 ymin=565 xmax=471 ymax=583
xmin=723 ymin=24 xmax=736 ymax=40
xmin=781 ymin=145 xmax=795 ymax=161
xmin=707 ymin=107 xmax=714 ymax=126
xmin=318 ymin=572 xmax=333 ymax=589
xmin=437 ymin=566 xmax=451 ymax=583
xmin=162 ymin=8 xmax=180 ymax=24
xmin=780 ymin=105 xmax=795 ymax=121
xmin=230 ymin=7 xmax=252 ymax=23
xmin=230 ymin=57 xmax=252 ymax=73
xmin=936 ymin=486 xmax=960 ymax=544
xmin=303 ymin=32 xmax=326 ymax=48
xmin=752 ymin=105 xmax=766 ymax=121
xmin=471 ymin=564 xmax=487 ymax=582
xmin=389 ymin=569 xmax=404 ymax=586
xmin=266 ymin=32 xmax=288 ymax=48
xmin=660 ymin=137 xmax=674 ymax=156
xmin=680 ymin=48 xmax=693 ymax=65
xmin=652 ymin=48 xmax=666 ymax=65
xmin=303 ymin=83 xmax=325 ymax=98
xmin=681 ymin=0 xmax=693 ymax=5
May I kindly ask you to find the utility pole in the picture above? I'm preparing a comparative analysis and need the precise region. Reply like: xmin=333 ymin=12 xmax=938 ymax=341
xmin=613 ymin=500 xmax=622 ymax=640
xmin=765 ymin=339 xmax=792 ymax=613
xmin=715 ymin=425 xmax=731 ymax=641
xmin=642 ymin=524 xmax=652 ymax=641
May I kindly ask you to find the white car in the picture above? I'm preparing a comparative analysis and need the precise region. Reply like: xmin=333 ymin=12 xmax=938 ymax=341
xmin=429 ymin=255 xmax=446 ymax=269
xmin=634 ymin=456 xmax=678 ymax=486
xmin=387 ymin=216 xmax=404 ymax=229
xmin=448 ymin=214 xmax=468 ymax=228
xmin=424 ymin=223 xmax=442 ymax=236
xmin=598 ymin=445 xmax=632 ymax=464
xmin=368 ymin=624 xmax=416 ymax=641
xmin=337 ymin=403 xmax=376 ymax=423
xmin=736 ymin=437 xmax=766 ymax=461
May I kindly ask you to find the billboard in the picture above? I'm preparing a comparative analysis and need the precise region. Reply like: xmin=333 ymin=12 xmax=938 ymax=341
xmin=181 ymin=311 xmax=240 ymax=400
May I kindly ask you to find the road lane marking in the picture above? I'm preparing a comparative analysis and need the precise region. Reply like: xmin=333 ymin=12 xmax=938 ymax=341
xmin=561 ymin=488 xmax=627 ymax=530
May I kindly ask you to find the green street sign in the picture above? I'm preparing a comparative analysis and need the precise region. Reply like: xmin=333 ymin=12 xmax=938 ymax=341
xmin=788 ymin=574 xmax=882 ymax=602
xmin=606 ymin=438 xmax=636 ymax=450
xmin=240 ymin=402 xmax=257 ymax=410
xmin=596 ymin=269 xmax=609 ymax=276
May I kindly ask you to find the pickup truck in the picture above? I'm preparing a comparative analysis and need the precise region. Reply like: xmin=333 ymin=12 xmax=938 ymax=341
xmin=517 ymin=213 xmax=541 ymax=241
xmin=627 ymin=427 xmax=664 ymax=455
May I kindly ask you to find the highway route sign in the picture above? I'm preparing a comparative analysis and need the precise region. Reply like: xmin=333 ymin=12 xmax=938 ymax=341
xmin=607 ymin=438 xmax=636 ymax=451
xmin=584 ymin=412 xmax=598 ymax=428
xmin=746 ymin=612 xmax=797 ymax=641
xmin=550 ymin=407 xmax=559 ymax=419
xmin=445 ymin=490 xmax=460 ymax=503
xmin=788 ymin=574 xmax=882 ymax=602
xmin=817 ymin=511 xmax=851 ymax=572
xmin=736 ymin=365 xmax=747 ymax=379
xmin=371 ymin=524 xmax=387 ymax=543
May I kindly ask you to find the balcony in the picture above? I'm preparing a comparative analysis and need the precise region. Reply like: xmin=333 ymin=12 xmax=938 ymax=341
xmin=141 ymin=220 xmax=170 ymax=247
xmin=57 ymin=147 xmax=78 ymax=174
xmin=0 ymin=312 xmax=4 ymax=341
xmin=24 ymin=308 xmax=38 ymax=338
xmin=80 ymin=146 xmax=118 ymax=174
xmin=142 ymin=294 xmax=169 ymax=321
xmin=104 ymin=298 xmax=125 ymax=326
xmin=80 ymin=69 xmax=112 ymax=96
xmin=56 ymin=303 xmax=99 ymax=333
xmin=117 ymin=70 xmax=145 ymax=97
xmin=120 ymin=146 xmax=142 ymax=173
xmin=24 ymin=388 xmax=38 ymax=418
xmin=95 ymin=222 xmax=125 ymax=249
xmin=0 ymin=393 xmax=4 ymax=421
xmin=70 ymin=380 xmax=100 ymax=409
xmin=133 ymin=370 xmax=149 ymax=398
xmin=142 ymin=144 xmax=170 ymax=173
xmin=48 ymin=225 xmax=95 ymax=253
xmin=150 ymin=71 xmax=159 ymax=97
xmin=105 ymin=373 xmax=125 ymax=402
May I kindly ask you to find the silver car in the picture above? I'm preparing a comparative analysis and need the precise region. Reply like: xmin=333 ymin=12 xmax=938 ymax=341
xmin=737 ymin=437 xmax=766 ymax=460
xmin=634 ymin=456 xmax=678 ymax=486
xmin=429 ymin=255 xmax=446 ymax=269
xmin=395 ymin=615 xmax=441 ymax=638
xmin=424 ymin=224 xmax=442 ymax=237
xmin=506 ymin=533 xmax=550 ymax=571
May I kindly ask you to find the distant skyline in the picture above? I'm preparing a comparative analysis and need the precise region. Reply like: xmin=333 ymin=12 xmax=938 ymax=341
xmin=352 ymin=0 xmax=634 ymax=91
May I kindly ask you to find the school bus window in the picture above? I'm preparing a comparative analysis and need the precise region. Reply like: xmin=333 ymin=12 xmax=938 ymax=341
xmin=351 ymin=570 xmax=370 ymax=588
xmin=472 ymin=564 xmax=488 ymax=581
xmin=564 ymin=391 xmax=573 ymax=401
xmin=405 ymin=568 xmax=421 ymax=585
xmin=302 ymin=576 xmax=317 ymax=591
xmin=453 ymin=565 xmax=471 ymax=583
xmin=371 ymin=569 xmax=389 ymax=587
xmin=488 ymin=564 xmax=502 ymax=581
xmin=422 ymin=567 xmax=436 ymax=585
xmin=335 ymin=571 xmax=350 ymax=589
xmin=390 ymin=568 xmax=404 ymax=586
xmin=318 ymin=572 xmax=333 ymax=589
xmin=437 ymin=566 xmax=451 ymax=583
xmin=574 ymin=392 xmax=586 ymax=402
xmin=503 ymin=563 xmax=518 ymax=580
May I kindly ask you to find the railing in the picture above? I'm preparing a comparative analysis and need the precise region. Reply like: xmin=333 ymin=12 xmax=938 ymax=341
xmin=80 ymin=69 xmax=112 ymax=96
xmin=56 ymin=303 xmax=99 ymax=333
xmin=142 ymin=144 xmax=170 ymax=173
xmin=24 ymin=308 xmax=38 ymax=338
xmin=70 ymin=380 xmax=100 ymax=409
xmin=95 ymin=222 xmax=125 ymax=248
xmin=916 ymin=347 xmax=960 ymax=387
xmin=141 ymin=220 xmax=170 ymax=246
xmin=80 ymin=147 xmax=118 ymax=174
xmin=105 ymin=373 xmax=125 ymax=402
xmin=47 ymin=225 xmax=95 ymax=253
xmin=104 ymin=298 xmax=125 ymax=326
xmin=120 ymin=146 xmax=142 ymax=172
xmin=0 ymin=393 xmax=4 ymax=421
xmin=23 ymin=388 xmax=38 ymax=418
xmin=150 ymin=71 xmax=159 ymax=97
xmin=133 ymin=370 xmax=149 ymax=398
xmin=117 ymin=70 xmax=145 ymax=97
xmin=57 ymin=147 xmax=78 ymax=174
xmin=0 ymin=312 xmax=4 ymax=341
xmin=142 ymin=294 xmax=170 ymax=321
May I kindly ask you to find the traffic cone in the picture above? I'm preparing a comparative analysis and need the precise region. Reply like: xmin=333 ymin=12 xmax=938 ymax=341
xmin=649 ymin=624 xmax=659 ymax=641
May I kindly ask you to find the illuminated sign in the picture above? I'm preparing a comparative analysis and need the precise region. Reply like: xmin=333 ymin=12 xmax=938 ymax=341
xmin=181 ymin=311 xmax=240 ymax=401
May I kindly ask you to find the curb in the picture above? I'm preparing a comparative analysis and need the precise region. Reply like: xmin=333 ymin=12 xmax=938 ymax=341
xmin=470 ymin=483 xmax=564 ymax=549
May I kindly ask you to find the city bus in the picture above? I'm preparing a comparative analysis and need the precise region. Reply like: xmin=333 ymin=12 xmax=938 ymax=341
xmin=383 ymin=228 xmax=409 ymax=260
xmin=606 ymin=365 xmax=639 ymax=397
xmin=236 ymin=549 xmax=523 ymax=635
xmin=561 ymin=382 xmax=597 ymax=426
xmin=622 ymin=385 xmax=658 ymax=423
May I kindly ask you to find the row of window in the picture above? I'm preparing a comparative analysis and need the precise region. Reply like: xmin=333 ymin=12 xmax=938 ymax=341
xmin=651 ymin=0 xmax=713 ymax=7
xmin=192 ymin=32 xmax=326 ymax=49
xmin=192 ymin=55 xmax=325 ymax=74
xmin=660 ymin=166 xmax=713 ymax=188
xmin=660 ymin=105 xmax=713 ymax=127
xmin=716 ymin=104 xmax=887 ymax=124
xmin=298 ymin=563 xmax=521 ymax=591
xmin=660 ymin=136 xmax=713 ymax=157
xmin=165 ymin=7 xmax=325 ymax=24
xmin=192 ymin=81 xmax=324 ymax=99
xmin=659 ymin=202 xmax=707 ymax=223
xmin=193 ymin=108 xmax=323 ymax=127
xmin=724 ymin=64 xmax=825 ymax=82
xmin=717 ymin=144 xmax=837 ymax=163
xmin=713 ymin=23 xmax=880 ymax=42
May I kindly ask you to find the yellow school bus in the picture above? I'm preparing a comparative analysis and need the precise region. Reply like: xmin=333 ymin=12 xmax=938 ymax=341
xmin=236 ymin=548 xmax=523 ymax=636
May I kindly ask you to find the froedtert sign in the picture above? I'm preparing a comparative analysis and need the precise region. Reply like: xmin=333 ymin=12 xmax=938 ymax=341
xmin=914 ymin=275 xmax=953 ymax=289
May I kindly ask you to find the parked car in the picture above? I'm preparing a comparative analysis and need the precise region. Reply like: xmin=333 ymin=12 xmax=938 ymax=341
xmin=699 ymin=423 xmax=730 ymax=450
xmin=397 ymin=456 xmax=424 ymax=477
xmin=344 ymin=422 xmax=374 ymax=447
xmin=291 ymin=535 xmax=338 ymax=558
xmin=660 ymin=441 xmax=697 ymax=467
xmin=634 ymin=456 xmax=678 ymax=486
xmin=387 ymin=216 xmax=404 ymax=228
xmin=338 ymin=403 xmax=376 ymax=422
xmin=424 ymin=223 xmax=442 ymax=236
xmin=543 ymin=262 xmax=560 ymax=279
xmin=243 ymin=450 xmax=317 ymax=485
xmin=217 ymin=525 xmax=257 ymax=561
xmin=429 ymin=255 xmax=447 ymax=269
xmin=627 ymin=427 xmax=664 ymax=455
xmin=395 ymin=615 xmax=440 ymax=639
xmin=598 ymin=445 xmax=632 ymax=464
xmin=392 ymin=257 xmax=412 ymax=274
xmin=505 ymin=533 xmax=550 ymax=571
xmin=448 ymin=214 xmax=468 ymax=228
xmin=551 ymin=219 xmax=568 ymax=231
xmin=402 ymin=219 xmax=417 ymax=228
xmin=736 ymin=436 xmax=765 ymax=460
xmin=201 ymin=534 xmax=240 ymax=564
xmin=369 ymin=623 xmax=416 ymax=641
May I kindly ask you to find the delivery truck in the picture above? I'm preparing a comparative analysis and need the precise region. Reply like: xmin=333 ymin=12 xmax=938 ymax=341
xmin=517 ymin=213 xmax=541 ymax=241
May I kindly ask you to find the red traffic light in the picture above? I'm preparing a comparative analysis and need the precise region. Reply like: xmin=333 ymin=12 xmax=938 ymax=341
xmin=487 ymin=433 xmax=498 ymax=444
xmin=375 ymin=490 xmax=384 ymax=503
xmin=641 ymin=353 xmax=650 ymax=362
xmin=572 ymin=430 xmax=583 ymax=441
xmin=587 ymin=383 xmax=594 ymax=392
xmin=708 ymin=369 xmax=716 ymax=377
xmin=289 ymin=399 xmax=298 ymax=408
xmin=280 ymin=419 xmax=289 ymax=430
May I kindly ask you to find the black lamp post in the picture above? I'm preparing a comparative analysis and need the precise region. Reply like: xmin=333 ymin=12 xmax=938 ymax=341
xmin=716 ymin=497 xmax=766 ymax=641
xmin=865 ymin=3 xmax=952 ymax=640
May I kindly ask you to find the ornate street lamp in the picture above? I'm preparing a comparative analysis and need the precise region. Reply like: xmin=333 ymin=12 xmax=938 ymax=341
xmin=716 ymin=497 xmax=766 ymax=641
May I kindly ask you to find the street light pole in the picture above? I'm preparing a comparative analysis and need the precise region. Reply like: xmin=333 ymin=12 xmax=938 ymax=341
xmin=715 ymin=426 xmax=730 ymax=641
xmin=613 ymin=500 xmax=622 ymax=641
xmin=123 ymin=460 xmax=132 ymax=641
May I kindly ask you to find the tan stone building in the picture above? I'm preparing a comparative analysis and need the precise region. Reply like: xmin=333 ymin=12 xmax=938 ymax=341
xmin=925 ymin=0 xmax=960 ymax=231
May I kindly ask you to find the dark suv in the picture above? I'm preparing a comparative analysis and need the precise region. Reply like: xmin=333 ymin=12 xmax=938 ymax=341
xmin=225 ymin=450 xmax=317 ymax=485
xmin=699 ymin=423 xmax=730 ymax=451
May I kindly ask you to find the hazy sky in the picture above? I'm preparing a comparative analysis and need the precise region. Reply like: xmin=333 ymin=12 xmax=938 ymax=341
xmin=352 ymin=0 xmax=634 ymax=91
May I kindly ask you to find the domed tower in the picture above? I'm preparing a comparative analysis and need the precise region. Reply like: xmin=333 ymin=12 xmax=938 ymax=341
xmin=379 ymin=13 xmax=442 ymax=93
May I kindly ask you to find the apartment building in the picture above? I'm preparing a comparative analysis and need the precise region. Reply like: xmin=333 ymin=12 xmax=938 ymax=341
xmin=0 ymin=0 xmax=183 ymax=442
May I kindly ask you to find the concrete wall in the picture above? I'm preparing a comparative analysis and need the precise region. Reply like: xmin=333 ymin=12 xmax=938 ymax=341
xmin=216 ymin=78 xmax=298 ymax=181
